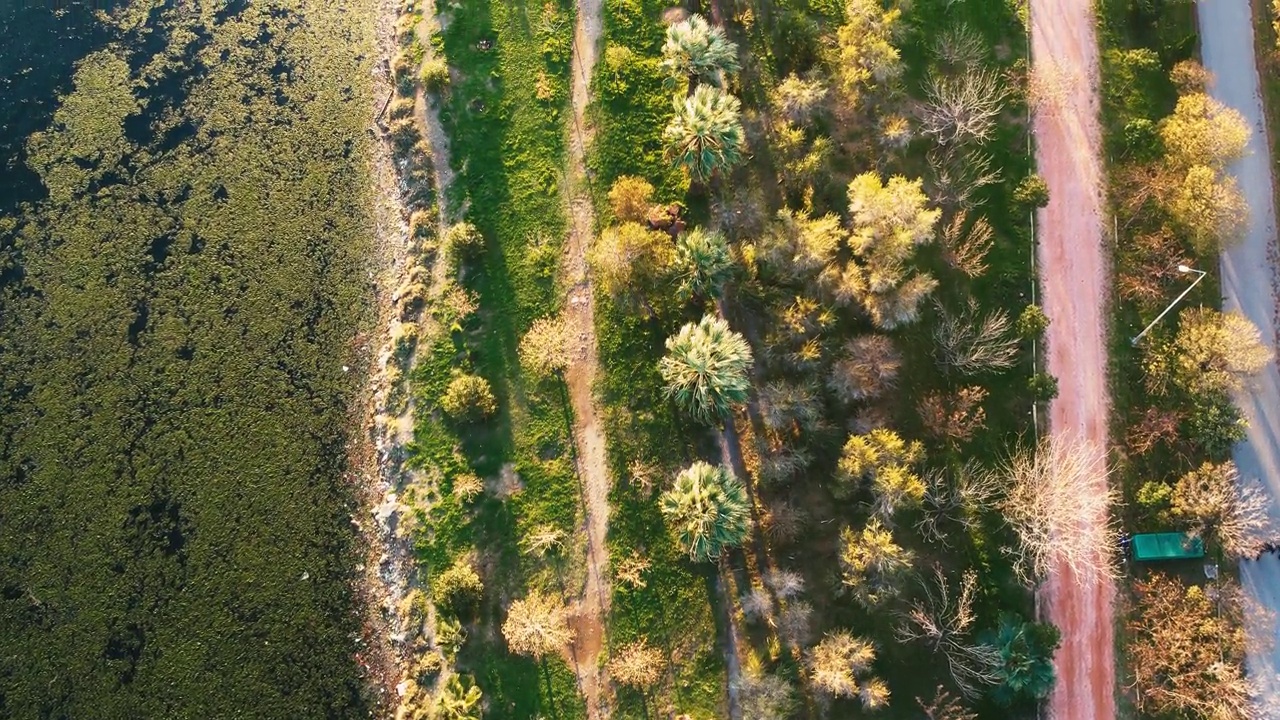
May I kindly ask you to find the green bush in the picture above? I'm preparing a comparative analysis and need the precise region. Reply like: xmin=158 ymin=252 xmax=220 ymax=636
xmin=1029 ymin=372 xmax=1059 ymax=401
xmin=1017 ymin=304 xmax=1050 ymax=339
xmin=1183 ymin=391 xmax=1246 ymax=459
xmin=392 ymin=51 xmax=418 ymax=97
xmin=389 ymin=117 xmax=422 ymax=155
xmin=420 ymin=57 xmax=450 ymax=91
xmin=389 ymin=96 xmax=416 ymax=120
xmin=1122 ymin=118 xmax=1162 ymax=160
xmin=1136 ymin=480 xmax=1173 ymax=523
xmin=439 ymin=373 xmax=497 ymax=421
xmin=442 ymin=221 xmax=485 ymax=259
xmin=1013 ymin=174 xmax=1050 ymax=209
xmin=395 ymin=13 xmax=418 ymax=48
xmin=430 ymin=558 xmax=484 ymax=610
xmin=409 ymin=207 xmax=435 ymax=236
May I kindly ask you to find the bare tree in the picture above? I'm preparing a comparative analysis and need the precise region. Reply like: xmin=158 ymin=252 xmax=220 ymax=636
xmin=933 ymin=24 xmax=987 ymax=69
xmin=1171 ymin=461 xmax=1278 ymax=558
xmin=934 ymin=300 xmax=1020 ymax=375
xmin=919 ymin=69 xmax=1010 ymax=147
xmin=519 ymin=315 xmax=576 ymax=380
xmin=765 ymin=569 xmax=805 ymax=600
xmin=608 ymin=639 xmax=665 ymax=690
xmin=827 ymin=334 xmax=902 ymax=402
xmin=777 ymin=601 xmax=813 ymax=650
xmin=918 ymin=686 xmax=977 ymax=720
xmin=521 ymin=525 xmax=567 ymax=558
xmin=927 ymin=147 xmax=1002 ymax=210
xmin=1126 ymin=407 xmax=1184 ymax=455
xmin=938 ymin=211 xmax=994 ymax=278
xmin=896 ymin=567 xmax=1001 ymax=697
xmin=736 ymin=672 xmax=798 ymax=720
xmin=615 ymin=551 xmax=651 ymax=589
xmin=758 ymin=380 xmax=824 ymax=433
xmin=1001 ymin=435 xmax=1119 ymax=585
xmin=503 ymin=591 xmax=574 ymax=659
xmin=764 ymin=499 xmax=809 ymax=543
xmin=917 ymin=386 xmax=988 ymax=444
xmin=917 ymin=460 xmax=1003 ymax=545
xmin=739 ymin=586 xmax=774 ymax=623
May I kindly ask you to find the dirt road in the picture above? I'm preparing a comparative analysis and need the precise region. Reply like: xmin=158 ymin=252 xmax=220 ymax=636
xmin=1198 ymin=0 xmax=1280 ymax=708
xmin=1029 ymin=0 xmax=1117 ymax=717
xmin=561 ymin=0 xmax=613 ymax=716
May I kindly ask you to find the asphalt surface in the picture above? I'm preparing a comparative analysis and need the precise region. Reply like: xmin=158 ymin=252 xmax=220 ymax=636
xmin=1198 ymin=0 xmax=1280 ymax=708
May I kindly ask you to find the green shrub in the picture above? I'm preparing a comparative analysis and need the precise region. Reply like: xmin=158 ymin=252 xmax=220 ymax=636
xmin=395 ymin=13 xmax=418 ymax=48
xmin=389 ymin=117 xmax=421 ymax=155
xmin=389 ymin=96 xmax=416 ymax=120
xmin=1013 ymin=174 xmax=1050 ymax=209
xmin=1017 ymin=304 xmax=1050 ymax=339
xmin=410 ymin=651 xmax=444 ymax=681
xmin=442 ymin=221 xmax=485 ymax=259
xmin=1122 ymin=118 xmax=1162 ymax=161
xmin=420 ymin=57 xmax=449 ymax=91
xmin=431 ymin=558 xmax=484 ymax=610
xmin=440 ymin=373 xmax=497 ymax=421
xmin=392 ymin=322 xmax=419 ymax=360
xmin=608 ymin=175 xmax=655 ymax=223
xmin=392 ymin=52 xmax=417 ymax=96
xmin=1184 ymin=392 xmax=1246 ymax=459
xmin=1028 ymin=372 xmax=1059 ymax=401
xmin=1136 ymin=480 xmax=1173 ymax=523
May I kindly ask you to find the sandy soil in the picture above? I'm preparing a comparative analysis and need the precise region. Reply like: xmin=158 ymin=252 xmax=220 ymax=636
xmin=561 ymin=0 xmax=613 ymax=716
xmin=1029 ymin=0 xmax=1117 ymax=717
xmin=1198 ymin=0 xmax=1280 ymax=710
xmin=345 ymin=0 xmax=429 ymax=710
xmin=347 ymin=0 xmax=464 ymax=713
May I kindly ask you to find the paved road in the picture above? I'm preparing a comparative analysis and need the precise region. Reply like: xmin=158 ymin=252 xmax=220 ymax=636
xmin=1029 ymin=0 xmax=1118 ymax=717
xmin=1199 ymin=0 xmax=1280 ymax=708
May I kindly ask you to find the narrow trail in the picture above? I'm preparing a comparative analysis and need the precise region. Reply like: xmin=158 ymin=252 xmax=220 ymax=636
xmin=1028 ymin=0 xmax=1116 ymax=718
xmin=561 ymin=0 xmax=613 ymax=716
xmin=414 ymin=1 xmax=458 ymax=241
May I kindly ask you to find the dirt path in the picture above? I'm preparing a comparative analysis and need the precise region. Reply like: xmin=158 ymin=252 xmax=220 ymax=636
xmin=1028 ymin=0 xmax=1117 ymax=718
xmin=1198 ymin=0 xmax=1280 ymax=708
xmin=560 ymin=0 xmax=612 ymax=717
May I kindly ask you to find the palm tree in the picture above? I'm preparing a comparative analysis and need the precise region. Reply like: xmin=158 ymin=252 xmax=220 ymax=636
xmin=673 ymin=227 xmax=734 ymax=301
xmin=660 ymin=14 xmax=740 ymax=87
xmin=434 ymin=675 xmax=483 ymax=720
xmin=979 ymin=614 xmax=1060 ymax=707
xmin=661 ymin=461 xmax=751 ymax=562
xmin=660 ymin=314 xmax=753 ymax=424
xmin=664 ymin=85 xmax=745 ymax=184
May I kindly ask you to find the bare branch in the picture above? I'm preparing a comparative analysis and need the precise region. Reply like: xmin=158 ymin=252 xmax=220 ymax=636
xmin=1001 ymin=435 xmax=1119 ymax=585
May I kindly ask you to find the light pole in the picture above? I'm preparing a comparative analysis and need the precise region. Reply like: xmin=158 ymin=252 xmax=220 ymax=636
xmin=1131 ymin=264 xmax=1208 ymax=346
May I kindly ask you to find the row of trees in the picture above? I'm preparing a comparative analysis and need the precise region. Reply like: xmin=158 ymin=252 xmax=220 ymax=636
xmin=1107 ymin=54 xmax=1273 ymax=720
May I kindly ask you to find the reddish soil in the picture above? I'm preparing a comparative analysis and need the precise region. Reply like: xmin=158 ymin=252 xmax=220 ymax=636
xmin=1030 ymin=0 xmax=1117 ymax=718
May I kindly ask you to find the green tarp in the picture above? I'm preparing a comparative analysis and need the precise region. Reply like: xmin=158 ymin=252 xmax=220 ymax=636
xmin=1132 ymin=532 xmax=1205 ymax=561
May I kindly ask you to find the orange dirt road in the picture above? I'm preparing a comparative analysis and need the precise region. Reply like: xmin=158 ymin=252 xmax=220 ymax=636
xmin=1030 ymin=0 xmax=1117 ymax=718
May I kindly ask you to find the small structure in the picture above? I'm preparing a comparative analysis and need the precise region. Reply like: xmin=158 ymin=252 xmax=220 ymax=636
xmin=1131 ymin=532 xmax=1205 ymax=562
